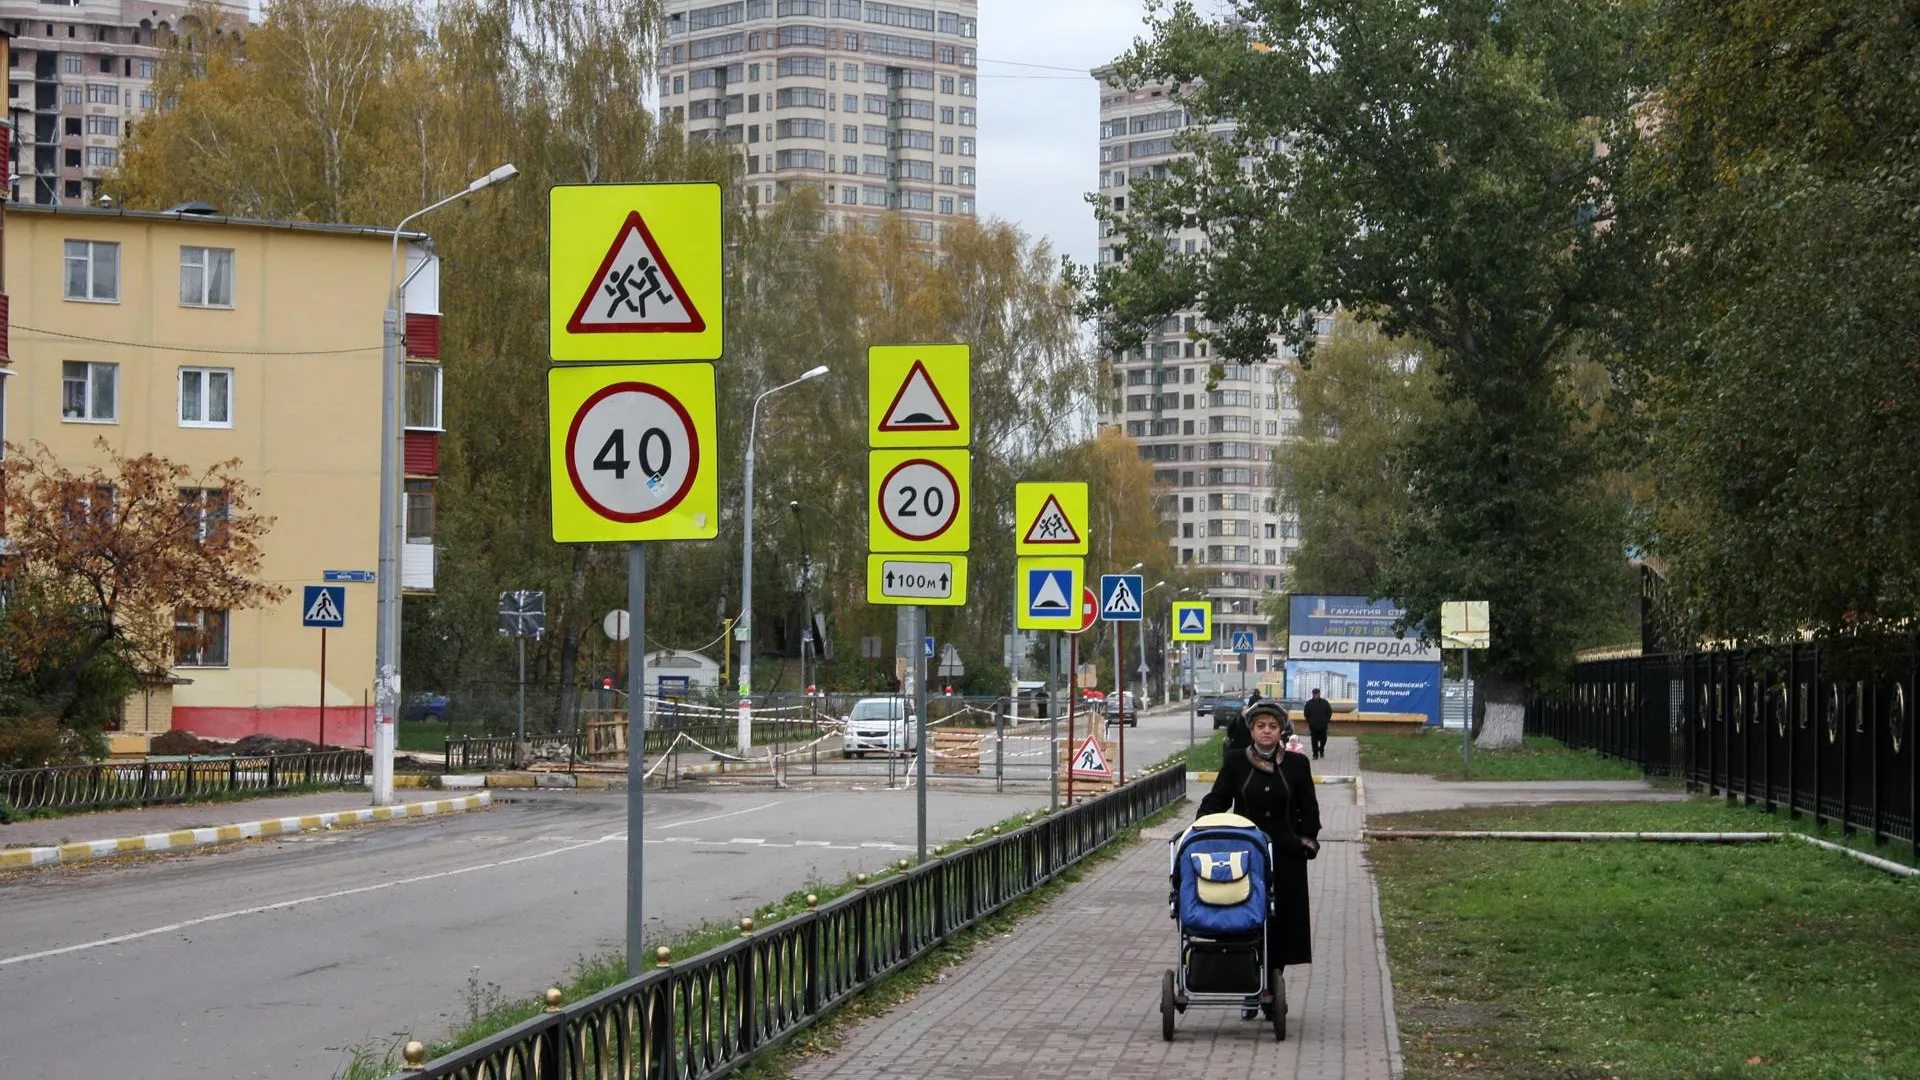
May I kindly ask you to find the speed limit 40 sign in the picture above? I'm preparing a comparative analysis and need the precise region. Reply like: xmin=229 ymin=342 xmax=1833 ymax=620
xmin=868 ymin=448 xmax=971 ymax=553
xmin=548 ymin=364 xmax=718 ymax=542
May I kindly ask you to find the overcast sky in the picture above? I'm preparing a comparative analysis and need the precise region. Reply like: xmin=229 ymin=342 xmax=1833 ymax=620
xmin=975 ymin=0 xmax=1156 ymax=271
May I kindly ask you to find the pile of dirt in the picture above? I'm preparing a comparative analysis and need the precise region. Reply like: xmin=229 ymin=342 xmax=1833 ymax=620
xmin=149 ymin=730 xmax=230 ymax=756
xmin=228 ymin=734 xmax=333 ymax=756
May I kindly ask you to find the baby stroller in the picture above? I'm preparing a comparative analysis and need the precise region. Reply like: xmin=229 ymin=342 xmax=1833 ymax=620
xmin=1161 ymin=812 xmax=1285 ymax=1041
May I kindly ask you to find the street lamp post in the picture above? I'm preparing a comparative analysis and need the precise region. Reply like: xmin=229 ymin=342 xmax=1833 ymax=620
xmin=737 ymin=365 xmax=830 ymax=753
xmin=1142 ymin=580 xmax=1166 ymax=704
xmin=372 ymin=163 xmax=517 ymax=806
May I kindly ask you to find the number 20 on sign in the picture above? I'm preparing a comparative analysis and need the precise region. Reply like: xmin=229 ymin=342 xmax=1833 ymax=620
xmin=868 ymin=448 xmax=971 ymax=553
xmin=548 ymin=363 xmax=718 ymax=543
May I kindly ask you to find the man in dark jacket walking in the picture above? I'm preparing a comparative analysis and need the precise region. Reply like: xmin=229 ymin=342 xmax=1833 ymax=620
xmin=1303 ymin=688 xmax=1333 ymax=760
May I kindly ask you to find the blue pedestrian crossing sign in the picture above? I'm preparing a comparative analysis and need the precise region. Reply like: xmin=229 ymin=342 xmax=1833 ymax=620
xmin=1017 ymin=557 xmax=1084 ymax=631
xmin=1231 ymin=630 xmax=1256 ymax=654
xmin=302 ymin=586 xmax=346 ymax=628
xmin=924 ymin=636 xmax=936 ymax=660
xmin=1099 ymin=574 xmax=1144 ymax=622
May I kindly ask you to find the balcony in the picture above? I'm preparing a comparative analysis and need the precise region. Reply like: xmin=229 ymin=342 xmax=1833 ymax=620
xmin=401 ymin=542 xmax=436 ymax=594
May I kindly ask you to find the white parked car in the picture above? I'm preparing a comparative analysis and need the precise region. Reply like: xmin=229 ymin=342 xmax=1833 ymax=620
xmin=841 ymin=697 xmax=918 ymax=757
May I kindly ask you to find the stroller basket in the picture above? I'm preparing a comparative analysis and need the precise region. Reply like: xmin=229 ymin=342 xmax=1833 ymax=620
xmin=1169 ymin=815 xmax=1271 ymax=939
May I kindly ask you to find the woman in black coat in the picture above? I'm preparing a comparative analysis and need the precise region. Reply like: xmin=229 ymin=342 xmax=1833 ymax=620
xmin=1197 ymin=702 xmax=1321 ymax=1010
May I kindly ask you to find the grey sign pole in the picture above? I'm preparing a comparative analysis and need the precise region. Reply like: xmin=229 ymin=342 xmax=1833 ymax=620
xmin=1187 ymin=644 xmax=1197 ymax=755
xmin=517 ymin=636 xmax=527 ymax=745
xmin=626 ymin=542 xmax=647 ymax=976
xmin=914 ymin=605 xmax=929 ymax=861
xmin=1049 ymin=632 xmax=1060 ymax=811
xmin=1461 ymin=645 xmax=1472 ymax=780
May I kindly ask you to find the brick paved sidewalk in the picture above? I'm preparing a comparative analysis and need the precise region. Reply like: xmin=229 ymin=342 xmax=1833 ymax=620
xmin=791 ymin=738 xmax=1404 ymax=1080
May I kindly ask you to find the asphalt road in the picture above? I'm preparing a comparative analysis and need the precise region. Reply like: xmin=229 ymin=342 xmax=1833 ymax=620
xmin=0 ymin=706 xmax=1206 ymax=1080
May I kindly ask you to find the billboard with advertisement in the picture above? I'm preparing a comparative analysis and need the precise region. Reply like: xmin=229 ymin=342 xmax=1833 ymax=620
xmin=1287 ymin=595 xmax=1438 ymax=662
xmin=1283 ymin=660 xmax=1441 ymax=725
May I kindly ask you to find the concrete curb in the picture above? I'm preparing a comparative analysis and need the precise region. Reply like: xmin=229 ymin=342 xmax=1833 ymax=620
xmin=0 ymin=793 xmax=491 ymax=871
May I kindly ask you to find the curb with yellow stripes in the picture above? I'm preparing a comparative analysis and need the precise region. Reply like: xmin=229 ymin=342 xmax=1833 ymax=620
xmin=0 ymin=793 xmax=491 ymax=872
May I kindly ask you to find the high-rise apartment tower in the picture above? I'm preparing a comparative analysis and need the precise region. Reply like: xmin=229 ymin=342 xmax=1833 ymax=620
xmin=3 ymin=1 xmax=249 ymax=206
xmin=1093 ymin=66 xmax=1321 ymax=686
xmin=657 ymin=0 xmax=979 ymax=239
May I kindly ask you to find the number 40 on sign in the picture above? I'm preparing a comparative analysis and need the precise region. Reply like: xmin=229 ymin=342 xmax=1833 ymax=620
xmin=548 ymin=364 xmax=719 ymax=543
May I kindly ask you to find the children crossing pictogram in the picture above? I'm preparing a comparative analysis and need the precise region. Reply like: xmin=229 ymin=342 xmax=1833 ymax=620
xmin=567 ymin=211 xmax=706 ymax=334
xmin=1022 ymin=495 xmax=1081 ymax=546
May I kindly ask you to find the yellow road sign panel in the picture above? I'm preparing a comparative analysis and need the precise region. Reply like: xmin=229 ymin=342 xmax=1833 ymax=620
xmin=548 ymin=363 xmax=718 ymax=542
xmin=866 ymin=554 xmax=969 ymax=606
xmin=869 ymin=344 xmax=970 ymax=447
xmin=869 ymin=448 xmax=971 ymax=553
xmin=549 ymin=182 xmax=722 ymax=362
xmin=1441 ymin=600 xmax=1491 ymax=649
xmin=1171 ymin=601 xmax=1212 ymax=642
xmin=1015 ymin=482 xmax=1089 ymax=556
xmin=1017 ymin=557 xmax=1085 ymax=631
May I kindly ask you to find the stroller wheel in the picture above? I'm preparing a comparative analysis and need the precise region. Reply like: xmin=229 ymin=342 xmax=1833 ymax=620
xmin=1160 ymin=970 xmax=1176 ymax=1042
xmin=1271 ymin=976 xmax=1287 ymax=1041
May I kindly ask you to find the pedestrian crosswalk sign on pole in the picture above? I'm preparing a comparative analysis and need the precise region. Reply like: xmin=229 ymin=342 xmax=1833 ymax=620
xmin=1231 ymin=630 xmax=1256 ymax=654
xmin=1069 ymin=733 xmax=1112 ymax=778
xmin=1171 ymin=600 xmax=1211 ymax=642
xmin=302 ymin=585 xmax=346 ymax=628
xmin=1099 ymin=574 xmax=1144 ymax=622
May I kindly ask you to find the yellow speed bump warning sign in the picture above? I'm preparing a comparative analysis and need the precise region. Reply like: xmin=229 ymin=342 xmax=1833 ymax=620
xmin=548 ymin=363 xmax=718 ymax=542
xmin=548 ymin=182 xmax=722 ymax=362
xmin=866 ymin=554 xmax=969 ymax=606
xmin=868 ymin=344 xmax=970 ymax=447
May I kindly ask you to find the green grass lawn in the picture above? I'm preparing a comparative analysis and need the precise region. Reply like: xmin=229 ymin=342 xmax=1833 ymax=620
xmin=397 ymin=722 xmax=460 ymax=753
xmin=1357 ymin=730 xmax=1647 ymax=782
xmin=1372 ymin=803 xmax=1920 ymax=1080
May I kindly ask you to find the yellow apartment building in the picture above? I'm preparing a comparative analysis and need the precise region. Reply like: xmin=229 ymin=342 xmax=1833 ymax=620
xmin=0 ymin=202 xmax=445 ymax=745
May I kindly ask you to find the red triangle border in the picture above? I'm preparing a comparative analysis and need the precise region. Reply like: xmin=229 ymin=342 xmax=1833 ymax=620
xmin=566 ymin=210 xmax=707 ymax=335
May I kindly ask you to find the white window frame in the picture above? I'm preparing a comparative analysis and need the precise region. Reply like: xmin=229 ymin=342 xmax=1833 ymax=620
xmin=174 ymin=607 xmax=231 ymax=668
xmin=179 ymin=246 xmax=236 ymax=308
xmin=61 ymin=361 xmax=118 ymax=423
xmin=63 ymin=240 xmax=120 ymax=303
xmin=178 ymin=366 xmax=234 ymax=428
xmin=0 ymin=368 xmax=12 ymax=463
xmin=404 ymin=363 xmax=443 ymax=431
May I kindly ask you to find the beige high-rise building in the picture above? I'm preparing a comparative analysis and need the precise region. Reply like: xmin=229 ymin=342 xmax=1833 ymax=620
xmin=3 ymin=1 xmax=249 ymax=206
xmin=658 ymin=0 xmax=979 ymax=239
xmin=1093 ymin=66 xmax=1321 ymax=687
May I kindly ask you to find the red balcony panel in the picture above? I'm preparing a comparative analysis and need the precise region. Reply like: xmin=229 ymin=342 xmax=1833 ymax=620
xmin=404 ymin=314 xmax=441 ymax=360
xmin=404 ymin=431 xmax=440 ymax=476
xmin=0 ymin=295 xmax=10 ymax=363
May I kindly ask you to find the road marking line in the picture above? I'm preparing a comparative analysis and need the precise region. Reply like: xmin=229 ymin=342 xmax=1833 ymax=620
xmin=651 ymin=799 xmax=796 ymax=831
xmin=0 ymin=832 xmax=622 ymax=970
xmin=728 ymin=838 xmax=766 ymax=845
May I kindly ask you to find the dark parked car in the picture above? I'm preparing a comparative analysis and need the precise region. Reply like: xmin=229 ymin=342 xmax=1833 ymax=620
xmin=1210 ymin=696 xmax=1245 ymax=731
xmin=1196 ymin=697 xmax=1214 ymax=717
xmin=1104 ymin=691 xmax=1138 ymax=727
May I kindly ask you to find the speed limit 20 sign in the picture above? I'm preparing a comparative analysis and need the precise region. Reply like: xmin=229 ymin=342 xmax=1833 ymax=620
xmin=548 ymin=364 xmax=718 ymax=542
xmin=868 ymin=448 xmax=971 ymax=553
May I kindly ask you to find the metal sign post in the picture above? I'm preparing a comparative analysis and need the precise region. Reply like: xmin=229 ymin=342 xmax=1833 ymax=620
xmin=318 ymin=628 xmax=327 ymax=747
xmin=1049 ymin=633 xmax=1060 ymax=810
xmin=914 ymin=604 xmax=929 ymax=862
xmin=626 ymin=543 xmax=647 ymax=976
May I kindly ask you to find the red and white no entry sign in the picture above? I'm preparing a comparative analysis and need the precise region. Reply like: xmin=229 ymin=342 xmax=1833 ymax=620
xmin=564 ymin=381 xmax=700 ymax=523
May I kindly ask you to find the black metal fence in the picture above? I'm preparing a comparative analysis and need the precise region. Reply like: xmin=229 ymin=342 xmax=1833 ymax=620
xmin=1530 ymin=640 xmax=1917 ymax=856
xmin=386 ymin=764 xmax=1187 ymax=1080
xmin=0 ymin=750 xmax=370 ymax=815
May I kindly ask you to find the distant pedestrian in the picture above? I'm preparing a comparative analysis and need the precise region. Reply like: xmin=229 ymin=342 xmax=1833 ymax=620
xmin=1303 ymin=688 xmax=1333 ymax=760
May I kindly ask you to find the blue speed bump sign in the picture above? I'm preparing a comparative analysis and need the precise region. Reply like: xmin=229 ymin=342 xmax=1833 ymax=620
xmin=1017 ymin=557 xmax=1084 ymax=631
xmin=1231 ymin=630 xmax=1256 ymax=654
xmin=1099 ymin=574 xmax=1144 ymax=622
xmin=1171 ymin=601 xmax=1211 ymax=642
xmin=302 ymin=586 xmax=346 ymax=628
